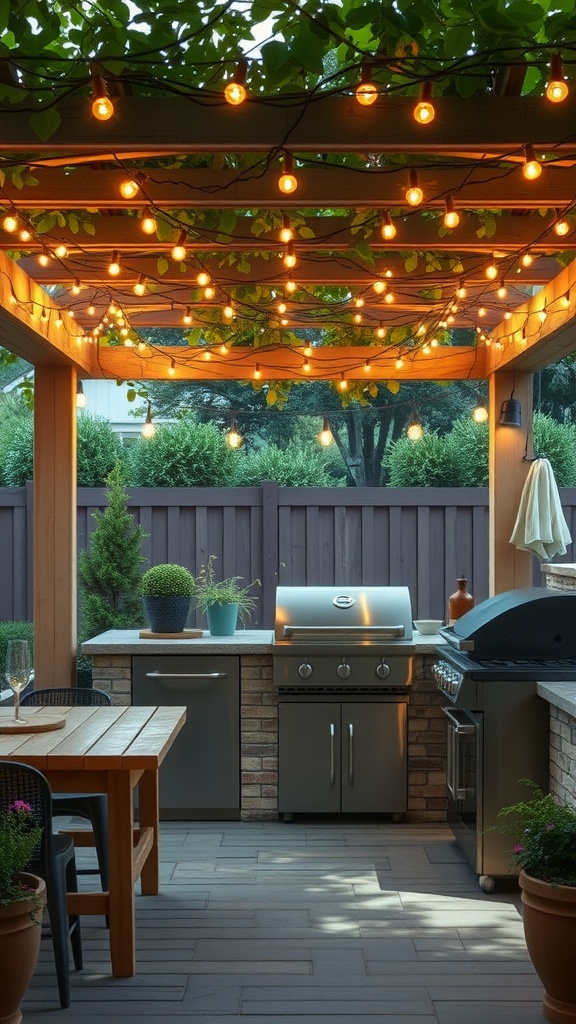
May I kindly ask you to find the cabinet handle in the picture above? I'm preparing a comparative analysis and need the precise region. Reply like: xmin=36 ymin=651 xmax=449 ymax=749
xmin=348 ymin=722 xmax=354 ymax=785
xmin=145 ymin=671 xmax=227 ymax=679
xmin=329 ymin=722 xmax=335 ymax=785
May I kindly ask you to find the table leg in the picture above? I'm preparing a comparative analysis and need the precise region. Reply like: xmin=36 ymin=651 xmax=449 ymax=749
xmin=107 ymin=770 xmax=137 ymax=977
xmin=138 ymin=768 xmax=160 ymax=895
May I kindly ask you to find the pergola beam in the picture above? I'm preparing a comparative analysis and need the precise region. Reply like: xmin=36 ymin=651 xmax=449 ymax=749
xmin=0 ymin=96 xmax=575 ymax=153
xmin=2 ymin=166 xmax=575 ymax=209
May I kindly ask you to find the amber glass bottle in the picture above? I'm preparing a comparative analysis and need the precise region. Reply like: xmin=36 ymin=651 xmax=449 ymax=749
xmin=448 ymin=576 xmax=474 ymax=626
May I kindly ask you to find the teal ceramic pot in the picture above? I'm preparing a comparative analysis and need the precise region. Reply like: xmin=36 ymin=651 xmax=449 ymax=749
xmin=206 ymin=603 xmax=239 ymax=636
xmin=143 ymin=595 xmax=191 ymax=633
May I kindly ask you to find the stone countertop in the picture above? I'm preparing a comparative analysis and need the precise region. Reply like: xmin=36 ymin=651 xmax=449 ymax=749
xmin=537 ymin=682 xmax=576 ymax=717
xmin=81 ymin=628 xmax=447 ymax=656
xmin=540 ymin=563 xmax=576 ymax=578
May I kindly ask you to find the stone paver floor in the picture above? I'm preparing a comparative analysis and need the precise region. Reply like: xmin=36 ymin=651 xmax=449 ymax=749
xmin=24 ymin=820 xmax=544 ymax=1023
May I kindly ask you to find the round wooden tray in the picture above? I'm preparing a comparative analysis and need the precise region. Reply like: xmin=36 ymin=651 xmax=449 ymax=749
xmin=0 ymin=714 xmax=66 ymax=733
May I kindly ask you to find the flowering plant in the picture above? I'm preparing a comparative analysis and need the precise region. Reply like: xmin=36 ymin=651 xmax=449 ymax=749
xmin=493 ymin=779 xmax=576 ymax=886
xmin=0 ymin=800 xmax=43 ymax=909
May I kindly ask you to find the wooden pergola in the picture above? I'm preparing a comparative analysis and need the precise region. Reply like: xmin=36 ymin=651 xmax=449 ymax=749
xmin=1 ymin=94 xmax=575 ymax=685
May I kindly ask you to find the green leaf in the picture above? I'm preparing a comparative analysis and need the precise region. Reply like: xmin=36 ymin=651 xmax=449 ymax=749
xmin=83 ymin=222 xmax=96 ymax=236
xmin=29 ymin=107 xmax=61 ymax=142
xmin=298 ymin=226 xmax=315 ymax=238
xmin=387 ymin=380 xmax=400 ymax=394
xmin=68 ymin=213 xmax=79 ymax=234
xmin=156 ymin=257 xmax=169 ymax=276
xmin=443 ymin=25 xmax=474 ymax=56
xmin=404 ymin=252 xmax=418 ymax=272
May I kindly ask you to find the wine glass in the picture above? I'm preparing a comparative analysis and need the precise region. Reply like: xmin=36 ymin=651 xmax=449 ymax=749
xmin=5 ymin=639 xmax=31 ymax=722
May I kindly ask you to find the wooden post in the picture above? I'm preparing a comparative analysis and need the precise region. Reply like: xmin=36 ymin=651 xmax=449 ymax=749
xmin=33 ymin=365 xmax=77 ymax=687
xmin=489 ymin=369 xmax=533 ymax=595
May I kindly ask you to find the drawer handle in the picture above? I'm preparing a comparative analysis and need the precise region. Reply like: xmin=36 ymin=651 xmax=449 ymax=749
xmin=145 ymin=672 xmax=227 ymax=679
xmin=330 ymin=722 xmax=335 ymax=785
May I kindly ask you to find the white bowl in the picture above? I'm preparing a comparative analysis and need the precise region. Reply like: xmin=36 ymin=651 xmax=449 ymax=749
xmin=414 ymin=619 xmax=443 ymax=635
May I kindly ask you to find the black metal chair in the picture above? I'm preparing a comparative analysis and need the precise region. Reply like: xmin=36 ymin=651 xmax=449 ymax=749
xmin=21 ymin=687 xmax=111 ymax=895
xmin=0 ymin=760 xmax=83 ymax=1008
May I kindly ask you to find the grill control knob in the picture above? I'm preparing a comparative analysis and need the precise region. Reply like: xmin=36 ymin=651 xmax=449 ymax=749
xmin=337 ymin=660 xmax=352 ymax=679
xmin=376 ymin=661 xmax=391 ymax=679
xmin=298 ymin=661 xmax=313 ymax=679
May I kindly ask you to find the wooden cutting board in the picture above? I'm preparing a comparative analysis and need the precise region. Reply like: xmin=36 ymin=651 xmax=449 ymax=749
xmin=138 ymin=628 xmax=204 ymax=639
xmin=0 ymin=713 xmax=66 ymax=733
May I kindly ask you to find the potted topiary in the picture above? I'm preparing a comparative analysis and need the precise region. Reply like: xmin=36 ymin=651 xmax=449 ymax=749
xmin=194 ymin=556 xmax=259 ymax=636
xmin=493 ymin=780 xmax=576 ymax=1024
xmin=141 ymin=563 xmax=195 ymax=634
xmin=0 ymin=799 xmax=46 ymax=1023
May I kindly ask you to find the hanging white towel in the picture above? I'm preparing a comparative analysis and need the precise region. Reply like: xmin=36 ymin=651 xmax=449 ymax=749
xmin=510 ymin=457 xmax=572 ymax=560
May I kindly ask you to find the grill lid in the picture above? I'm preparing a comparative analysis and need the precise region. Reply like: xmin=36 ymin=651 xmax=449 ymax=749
xmin=439 ymin=587 xmax=576 ymax=659
xmin=275 ymin=585 xmax=413 ymax=644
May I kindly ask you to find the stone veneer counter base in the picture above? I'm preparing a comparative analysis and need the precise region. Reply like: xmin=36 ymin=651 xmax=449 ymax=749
xmin=82 ymin=630 xmax=447 ymax=824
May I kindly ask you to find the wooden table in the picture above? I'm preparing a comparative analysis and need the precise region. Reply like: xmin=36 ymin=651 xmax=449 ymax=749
xmin=0 ymin=704 xmax=186 ymax=977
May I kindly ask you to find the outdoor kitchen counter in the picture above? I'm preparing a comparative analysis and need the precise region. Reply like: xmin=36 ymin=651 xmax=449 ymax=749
xmin=537 ymin=682 xmax=576 ymax=809
xmin=82 ymin=629 xmax=448 ymax=824
xmin=81 ymin=628 xmax=445 ymax=655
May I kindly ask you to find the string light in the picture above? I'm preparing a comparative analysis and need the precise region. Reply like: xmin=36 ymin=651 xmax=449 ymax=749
xmin=413 ymin=80 xmax=435 ymax=124
xmin=168 ymin=358 xmax=175 ymax=376
xmin=278 ymin=153 xmax=298 ymax=194
xmin=521 ymin=252 xmax=533 ymax=267
xmin=443 ymin=195 xmax=460 ymax=229
xmin=338 ymin=373 xmax=348 ymax=391
xmin=285 ymin=278 xmax=297 ymax=294
xmin=405 ymin=170 xmax=423 ymax=206
xmin=224 ymin=59 xmax=248 ymax=105
xmin=406 ymin=415 xmax=423 ymax=440
xmin=522 ymin=144 xmax=542 ymax=180
xmin=183 ymin=306 xmax=193 ymax=324
xmin=364 ymin=359 xmax=372 ymax=371
xmin=485 ymin=258 xmax=498 ymax=280
xmin=355 ymin=63 xmax=378 ymax=106
xmin=478 ymin=306 xmax=486 ymax=317
xmin=381 ymin=211 xmax=396 ymax=240
xmin=302 ymin=358 xmax=311 ymax=372
xmin=384 ymin=290 xmax=395 ymax=304
xmin=204 ymin=285 xmax=215 ymax=300
xmin=546 ymin=54 xmax=569 ymax=102
xmin=395 ymin=357 xmax=404 ymax=369
xmin=171 ymin=230 xmax=187 ymax=262
xmin=54 ymin=243 xmax=69 ymax=259
xmin=2 ymin=210 xmax=18 ymax=233
xmin=196 ymin=270 xmax=211 ymax=287
xmin=225 ymin=419 xmax=244 ymax=448
xmin=71 ymin=279 xmax=81 ymax=296
xmin=457 ymin=280 xmax=467 ymax=299
xmin=19 ymin=227 xmax=32 ymax=242
xmin=318 ymin=417 xmax=334 ymax=447
xmin=108 ymin=250 xmax=121 ymax=276
xmin=277 ymin=300 xmax=287 ymax=314
xmin=223 ymin=302 xmax=234 ymax=320
xmin=353 ymin=313 xmax=362 ymax=323
xmin=376 ymin=326 xmax=386 ymax=339
xmin=254 ymin=363 xmax=262 ymax=379
xmin=283 ymin=241 xmax=297 ymax=269
xmin=133 ymin=274 xmax=147 ymax=296
xmin=279 ymin=216 xmax=293 ymax=243
xmin=90 ymin=72 xmax=114 ymax=120
xmin=76 ymin=381 xmax=88 ymax=409
xmin=373 ymin=279 xmax=386 ymax=295
xmin=141 ymin=401 xmax=156 ymax=439
xmin=354 ymin=297 xmax=364 ymax=308
xmin=119 ymin=177 xmax=141 ymax=199
xmin=141 ymin=208 xmax=157 ymax=234
xmin=37 ymin=248 xmax=50 ymax=266
xmin=554 ymin=211 xmax=570 ymax=236
xmin=496 ymin=279 xmax=508 ymax=299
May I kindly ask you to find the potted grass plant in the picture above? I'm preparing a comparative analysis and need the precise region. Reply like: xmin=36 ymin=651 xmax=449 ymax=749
xmin=494 ymin=780 xmax=576 ymax=1023
xmin=0 ymin=799 xmax=46 ymax=1022
xmin=141 ymin=563 xmax=195 ymax=634
xmin=194 ymin=555 xmax=259 ymax=635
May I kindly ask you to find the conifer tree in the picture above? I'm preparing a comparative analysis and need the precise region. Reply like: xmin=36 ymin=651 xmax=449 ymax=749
xmin=78 ymin=462 xmax=147 ymax=642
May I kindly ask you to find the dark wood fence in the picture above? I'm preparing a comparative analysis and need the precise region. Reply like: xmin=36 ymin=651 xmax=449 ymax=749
xmin=2 ymin=482 xmax=576 ymax=628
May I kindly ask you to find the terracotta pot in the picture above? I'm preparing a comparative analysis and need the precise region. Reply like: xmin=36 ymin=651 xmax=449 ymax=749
xmin=519 ymin=869 xmax=576 ymax=1023
xmin=0 ymin=872 xmax=46 ymax=1024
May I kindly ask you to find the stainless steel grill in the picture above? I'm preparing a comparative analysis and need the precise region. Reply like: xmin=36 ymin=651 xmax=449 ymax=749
xmin=433 ymin=587 xmax=576 ymax=889
xmin=273 ymin=585 xmax=415 ymax=818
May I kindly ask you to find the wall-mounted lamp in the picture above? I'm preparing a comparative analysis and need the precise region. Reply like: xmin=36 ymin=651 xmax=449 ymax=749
xmin=499 ymin=392 xmax=522 ymax=427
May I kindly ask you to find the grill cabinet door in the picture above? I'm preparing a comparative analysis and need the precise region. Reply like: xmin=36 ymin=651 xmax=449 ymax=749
xmin=341 ymin=703 xmax=407 ymax=813
xmin=278 ymin=703 xmax=341 ymax=813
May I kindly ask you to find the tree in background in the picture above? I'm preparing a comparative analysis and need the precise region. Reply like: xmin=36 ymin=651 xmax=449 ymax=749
xmin=385 ymin=432 xmax=460 ymax=487
xmin=446 ymin=418 xmax=490 ymax=487
xmin=235 ymin=440 xmax=341 ymax=487
xmin=533 ymin=412 xmax=576 ymax=486
xmin=3 ymin=414 xmax=124 ymax=487
xmin=78 ymin=463 xmax=146 ymax=647
xmin=127 ymin=418 xmax=237 ymax=487
xmin=0 ymin=394 xmax=31 ymax=485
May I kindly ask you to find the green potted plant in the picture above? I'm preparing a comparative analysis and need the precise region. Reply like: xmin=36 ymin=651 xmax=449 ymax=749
xmin=493 ymin=780 xmax=576 ymax=1023
xmin=194 ymin=555 xmax=259 ymax=636
xmin=141 ymin=563 xmax=195 ymax=634
xmin=0 ymin=800 xmax=46 ymax=1023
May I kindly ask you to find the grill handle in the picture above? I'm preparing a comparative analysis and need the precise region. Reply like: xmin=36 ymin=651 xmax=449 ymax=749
xmin=330 ymin=722 xmax=335 ymax=785
xmin=282 ymin=625 xmax=406 ymax=639
xmin=145 ymin=671 xmax=227 ymax=679
xmin=348 ymin=722 xmax=354 ymax=785
xmin=443 ymin=707 xmax=475 ymax=801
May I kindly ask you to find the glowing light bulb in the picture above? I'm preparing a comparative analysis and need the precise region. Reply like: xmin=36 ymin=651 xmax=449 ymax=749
xmin=254 ymin=363 xmax=261 ymax=380
xmin=457 ymin=281 xmax=467 ymax=299
xmin=142 ymin=403 xmax=155 ymax=438
xmin=283 ymin=242 xmax=297 ymax=269
xmin=204 ymin=286 xmax=215 ymax=300
xmin=225 ymin=422 xmax=244 ymax=448
xmin=407 ymin=420 xmax=423 ymax=440
xmin=90 ymin=74 xmax=114 ymax=120
xmin=54 ymin=243 xmax=68 ymax=259
xmin=355 ymin=64 xmax=378 ymax=106
xmin=521 ymin=252 xmax=533 ymax=267
xmin=168 ymin=359 xmax=175 ymax=376
xmin=279 ymin=216 xmax=293 ymax=243
xmin=376 ymin=326 xmax=386 ymax=339
xmin=133 ymin=274 xmax=146 ymax=296
xmin=546 ymin=55 xmax=568 ymax=102
xmin=183 ymin=307 xmax=193 ymax=324
xmin=406 ymin=170 xmax=423 ymax=206
xmin=478 ymin=306 xmax=486 ymax=317
xmin=285 ymin=279 xmax=297 ymax=294
xmin=443 ymin=196 xmax=460 ymax=229
xmin=381 ymin=211 xmax=396 ymax=240
xmin=472 ymin=402 xmax=488 ymax=423
xmin=224 ymin=60 xmax=248 ymax=105
xmin=373 ymin=279 xmax=386 ymax=294
xmin=554 ymin=212 xmax=570 ymax=236
xmin=354 ymin=297 xmax=364 ymax=308
xmin=522 ymin=145 xmax=542 ymax=180
xmin=277 ymin=301 xmax=287 ymax=314
xmin=141 ymin=209 xmax=157 ymax=234
xmin=223 ymin=304 xmax=234 ymax=319
xmin=560 ymin=294 xmax=571 ymax=309
xmin=485 ymin=260 xmax=498 ymax=281
xmin=19 ymin=228 xmax=31 ymax=242
xmin=496 ymin=280 xmax=508 ymax=299
xmin=87 ymin=304 xmax=96 ymax=316
xmin=196 ymin=271 xmax=210 ymax=287
xmin=318 ymin=418 xmax=333 ymax=447
xmin=538 ymin=309 xmax=547 ymax=323
xmin=171 ymin=230 xmax=187 ymax=262
xmin=2 ymin=212 xmax=18 ymax=233
xmin=108 ymin=250 xmax=121 ymax=276
xmin=384 ymin=291 xmax=395 ymax=304
xmin=353 ymin=313 xmax=362 ymax=323
xmin=413 ymin=81 xmax=434 ymax=124
xmin=278 ymin=153 xmax=297 ymax=194
xmin=302 ymin=359 xmax=311 ymax=372
xmin=364 ymin=359 xmax=372 ymax=371
xmin=339 ymin=374 xmax=348 ymax=391
xmin=71 ymin=279 xmax=81 ymax=296
xmin=120 ymin=178 xmax=140 ymax=199
xmin=395 ymin=358 xmax=403 ymax=369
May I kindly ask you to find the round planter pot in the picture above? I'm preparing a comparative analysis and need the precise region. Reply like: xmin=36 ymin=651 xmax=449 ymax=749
xmin=143 ymin=594 xmax=191 ymax=634
xmin=0 ymin=872 xmax=46 ymax=1024
xmin=206 ymin=603 xmax=239 ymax=636
xmin=519 ymin=869 xmax=576 ymax=1023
